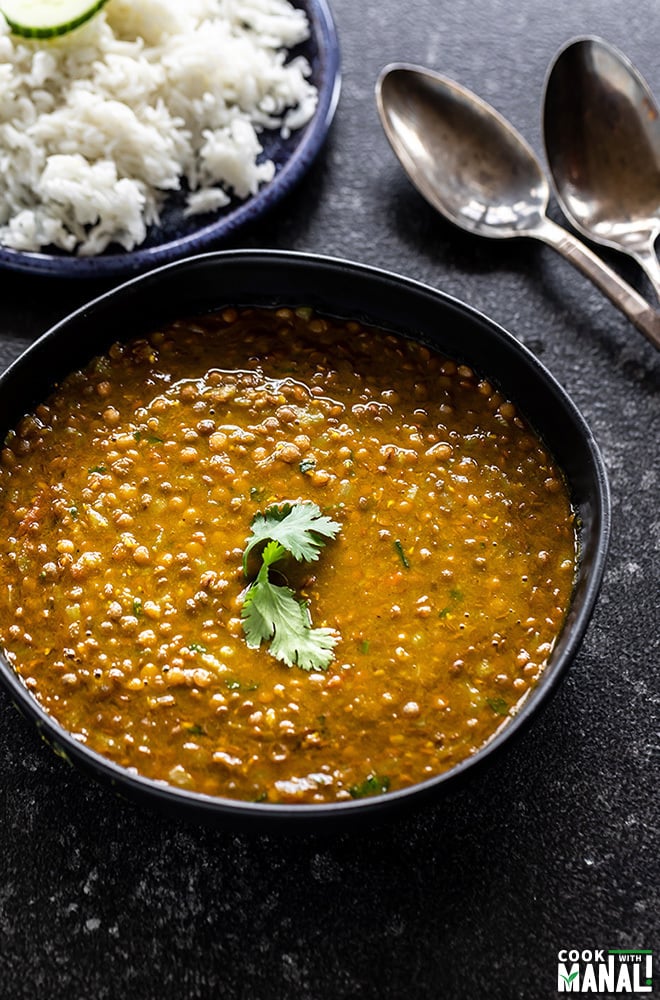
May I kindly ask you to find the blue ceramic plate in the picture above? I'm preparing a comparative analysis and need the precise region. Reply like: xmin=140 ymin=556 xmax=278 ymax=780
xmin=0 ymin=0 xmax=340 ymax=279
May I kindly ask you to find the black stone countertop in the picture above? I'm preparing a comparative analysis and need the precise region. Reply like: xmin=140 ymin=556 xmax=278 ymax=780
xmin=1 ymin=1 xmax=658 ymax=998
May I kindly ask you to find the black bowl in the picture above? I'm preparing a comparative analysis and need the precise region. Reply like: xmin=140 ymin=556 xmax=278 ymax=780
xmin=0 ymin=250 xmax=610 ymax=828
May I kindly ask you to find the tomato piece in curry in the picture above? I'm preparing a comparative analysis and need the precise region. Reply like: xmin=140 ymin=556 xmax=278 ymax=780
xmin=0 ymin=308 xmax=576 ymax=804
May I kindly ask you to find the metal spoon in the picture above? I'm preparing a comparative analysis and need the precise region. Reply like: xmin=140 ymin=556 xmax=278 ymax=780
xmin=543 ymin=36 xmax=660 ymax=302
xmin=376 ymin=63 xmax=660 ymax=350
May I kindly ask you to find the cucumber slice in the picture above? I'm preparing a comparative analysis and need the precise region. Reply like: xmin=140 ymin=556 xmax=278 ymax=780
xmin=0 ymin=0 xmax=110 ymax=38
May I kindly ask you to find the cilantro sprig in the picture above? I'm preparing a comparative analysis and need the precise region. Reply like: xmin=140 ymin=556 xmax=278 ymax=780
xmin=241 ymin=502 xmax=341 ymax=671
xmin=242 ymin=502 xmax=341 ymax=570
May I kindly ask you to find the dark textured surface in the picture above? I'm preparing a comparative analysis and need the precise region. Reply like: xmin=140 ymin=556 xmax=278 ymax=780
xmin=1 ymin=1 xmax=658 ymax=997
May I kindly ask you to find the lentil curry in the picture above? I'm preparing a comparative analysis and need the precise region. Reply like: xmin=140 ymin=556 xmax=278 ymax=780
xmin=0 ymin=308 xmax=576 ymax=804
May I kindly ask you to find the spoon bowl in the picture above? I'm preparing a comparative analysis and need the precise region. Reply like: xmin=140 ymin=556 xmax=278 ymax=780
xmin=376 ymin=63 xmax=660 ymax=350
xmin=377 ymin=65 xmax=549 ymax=238
xmin=543 ymin=36 xmax=660 ymax=299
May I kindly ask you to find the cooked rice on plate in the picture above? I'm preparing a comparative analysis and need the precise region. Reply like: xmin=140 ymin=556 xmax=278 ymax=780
xmin=0 ymin=0 xmax=318 ymax=255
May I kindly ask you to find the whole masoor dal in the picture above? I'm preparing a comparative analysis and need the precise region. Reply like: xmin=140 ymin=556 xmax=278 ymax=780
xmin=0 ymin=307 xmax=576 ymax=803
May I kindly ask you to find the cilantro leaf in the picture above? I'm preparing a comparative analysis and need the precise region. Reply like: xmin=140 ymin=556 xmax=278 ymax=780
xmin=241 ymin=558 xmax=338 ymax=671
xmin=260 ymin=538 xmax=288 ymax=571
xmin=241 ymin=555 xmax=293 ymax=649
xmin=240 ymin=505 xmax=341 ymax=671
xmin=243 ymin=501 xmax=341 ymax=572
xmin=269 ymin=614 xmax=338 ymax=671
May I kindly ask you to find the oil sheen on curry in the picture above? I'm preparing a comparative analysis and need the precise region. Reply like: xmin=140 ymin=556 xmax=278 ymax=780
xmin=0 ymin=308 xmax=576 ymax=804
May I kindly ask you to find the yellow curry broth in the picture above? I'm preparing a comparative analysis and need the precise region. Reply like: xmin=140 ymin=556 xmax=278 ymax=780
xmin=0 ymin=308 xmax=576 ymax=803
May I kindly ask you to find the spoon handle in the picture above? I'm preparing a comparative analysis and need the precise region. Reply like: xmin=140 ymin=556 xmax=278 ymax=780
xmin=631 ymin=246 xmax=660 ymax=305
xmin=535 ymin=217 xmax=660 ymax=351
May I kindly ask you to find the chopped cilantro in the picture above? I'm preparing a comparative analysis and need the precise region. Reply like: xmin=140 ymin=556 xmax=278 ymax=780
xmin=240 ymin=502 xmax=341 ymax=671
xmin=132 ymin=598 xmax=142 ymax=618
xmin=349 ymin=774 xmax=391 ymax=799
xmin=188 ymin=642 xmax=207 ymax=653
xmin=299 ymin=457 xmax=316 ymax=474
xmin=359 ymin=640 xmax=370 ymax=654
xmin=225 ymin=678 xmax=259 ymax=692
xmin=394 ymin=539 xmax=409 ymax=569
xmin=88 ymin=464 xmax=107 ymax=474
xmin=486 ymin=696 xmax=509 ymax=716
xmin=68 ymin=505 xmax=79 ymax=520
xmin=186 ymin=724 xmax=205 ymax=737
xmin=440 ymin=588 xmax=463 ymax=619
xmin=133 ymin=430 xmax=163 ymax=444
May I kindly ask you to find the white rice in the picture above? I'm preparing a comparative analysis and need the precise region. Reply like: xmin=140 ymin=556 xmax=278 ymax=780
xmin=0 ymin=0 xmax=318 ymax=255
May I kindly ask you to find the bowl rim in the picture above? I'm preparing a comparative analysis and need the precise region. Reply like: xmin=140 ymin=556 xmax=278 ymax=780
xmin=0 ymin=249 xmax=611 ymax=825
